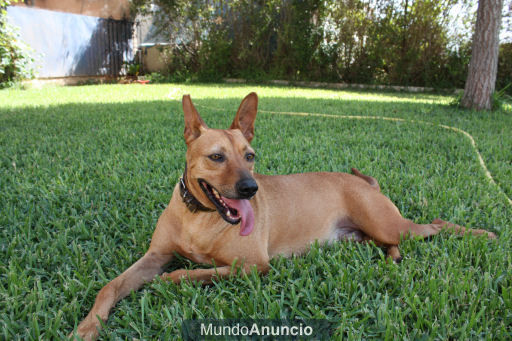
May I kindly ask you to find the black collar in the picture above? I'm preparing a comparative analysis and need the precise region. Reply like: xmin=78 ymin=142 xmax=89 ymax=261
xmin=179 ymin=165 xmax=215 ymax=213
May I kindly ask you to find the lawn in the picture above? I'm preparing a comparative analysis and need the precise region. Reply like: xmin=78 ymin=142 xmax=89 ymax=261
xmin=0 ymin=83 xmax=511 ymax=339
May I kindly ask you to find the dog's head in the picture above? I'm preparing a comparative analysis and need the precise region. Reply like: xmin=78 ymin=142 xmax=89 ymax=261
xmin=181 ymin=93 xmax=259 ymax=236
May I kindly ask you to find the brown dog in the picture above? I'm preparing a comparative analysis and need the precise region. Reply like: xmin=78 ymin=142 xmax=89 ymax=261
xmin=71 ymin=92 xmax=496 ymax=340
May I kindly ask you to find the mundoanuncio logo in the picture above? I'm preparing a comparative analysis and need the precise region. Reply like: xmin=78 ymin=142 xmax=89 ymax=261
xmin=182 ymin=319 xmax=334 ymax=340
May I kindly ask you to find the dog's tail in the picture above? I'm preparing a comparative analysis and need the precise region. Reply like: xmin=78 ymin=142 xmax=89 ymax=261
xmin=351 ymin=168 xmax=381 ymax=192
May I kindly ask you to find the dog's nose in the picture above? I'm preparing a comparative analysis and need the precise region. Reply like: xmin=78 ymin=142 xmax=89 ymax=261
xmin=236 ymin=178 xmax=258 ymax=198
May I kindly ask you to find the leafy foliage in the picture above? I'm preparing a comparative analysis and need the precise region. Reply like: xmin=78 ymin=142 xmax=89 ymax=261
xmin=497 ymin=43 xmax=512 ymax=95
xmin=0 ymin=0 xmax=36 ymax=87
xmin=130 ymin=0 xmax=510 ymax=89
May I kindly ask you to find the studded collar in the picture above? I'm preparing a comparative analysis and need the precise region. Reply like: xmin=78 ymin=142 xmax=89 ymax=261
xmin=179 ymin=164 xmax=215 ymax=213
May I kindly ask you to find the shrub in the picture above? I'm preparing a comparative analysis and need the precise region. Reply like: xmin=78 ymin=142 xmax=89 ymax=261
xmin=132 ymin=0 xmax=510 ymax=90
xmin=0 ymin=0 xmax=36 ymax=88
xmin=497 ymin=43 xmax=512 ymax=95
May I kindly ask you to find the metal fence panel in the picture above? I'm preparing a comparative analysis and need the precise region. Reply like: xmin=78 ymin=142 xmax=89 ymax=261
xmin=7 ymin=6 xmax=133 ymax=77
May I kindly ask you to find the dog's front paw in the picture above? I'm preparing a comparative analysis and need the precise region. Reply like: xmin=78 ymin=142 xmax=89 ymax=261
xmin=161 ymin=269 xmax=189 ymax=283
xmin=69 ymin=316 xmax=101 ymax=341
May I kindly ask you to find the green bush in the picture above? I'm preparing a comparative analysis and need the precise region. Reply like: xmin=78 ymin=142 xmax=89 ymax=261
xmin=146 ymin=71 xmax=165 ymax=83
xmin=197 ymin=26 xmax=231 ymax=82
xmin=497 ymin=43 xmax=512 ymax=95
xmin=133 ymin=0 xmax=509 ymax=90
xmin=0 ymin=0 xmax=36 ymax=88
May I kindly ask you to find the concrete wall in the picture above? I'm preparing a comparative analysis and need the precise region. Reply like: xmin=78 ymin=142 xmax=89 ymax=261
xmin=14 ymin=0 xmax=130 ymax=20
xmin=140 ymin=45 xmax=168 ymax=73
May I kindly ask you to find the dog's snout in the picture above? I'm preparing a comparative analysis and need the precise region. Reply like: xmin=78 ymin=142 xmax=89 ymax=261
xmin=236 ymin=178 xmax=258 ymax=198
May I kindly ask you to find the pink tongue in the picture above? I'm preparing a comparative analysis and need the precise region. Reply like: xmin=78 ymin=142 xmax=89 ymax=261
xmin=221 ymin=197 xmax=255 ymax=236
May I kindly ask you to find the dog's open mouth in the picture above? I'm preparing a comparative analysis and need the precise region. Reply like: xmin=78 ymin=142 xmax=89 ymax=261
xmin=199 ymin=179 xmax=241 ymax=224
xmin=198 ymin=179 xmax=255 ymax=236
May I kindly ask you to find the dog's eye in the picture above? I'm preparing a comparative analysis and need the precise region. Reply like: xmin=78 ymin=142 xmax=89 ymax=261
xmin=245 ymin=153 xmax=255 ymax=162
xmin=209 ymin=153 xmax=224 ymax=162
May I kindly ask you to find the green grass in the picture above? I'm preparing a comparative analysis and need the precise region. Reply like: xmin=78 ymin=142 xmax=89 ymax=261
xmin=1 ymin=83 xmax=511 ymax=339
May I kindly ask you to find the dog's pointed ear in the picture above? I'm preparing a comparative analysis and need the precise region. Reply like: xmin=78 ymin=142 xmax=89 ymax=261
xmin=230 ymin=92 xmax=258 ymax=143
xmin=183 ymin=94 xmax=208 ymax=145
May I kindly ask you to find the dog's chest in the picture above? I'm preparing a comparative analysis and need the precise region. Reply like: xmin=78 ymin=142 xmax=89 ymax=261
xmin=177 ymin=215 xmax=234 ymax=265
xmin=178 ymin=232 xmax=216 ymax=265
xmin=178 ymin=233 xmax=216 ymax=264
xmin=184 ymin=249 xmax=213 ymax=264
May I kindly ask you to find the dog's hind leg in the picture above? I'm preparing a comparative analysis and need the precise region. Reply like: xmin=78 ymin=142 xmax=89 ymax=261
xmin=359 ymin=236 xmax=402 ymax=263
xmin=408 ymin=218 xmax=497 ymax=239
xmin=357 ymin=217 xmax=494 ymax=264
xmin=379 ymin=217 xmax=498 ymax=245
xmin=348 ymin=188 xmax=496 ymax=250
xmin=386 ymin=246 xmax=402 ymax=263
xmin=366 ymin=216 xmax=496 ymax=246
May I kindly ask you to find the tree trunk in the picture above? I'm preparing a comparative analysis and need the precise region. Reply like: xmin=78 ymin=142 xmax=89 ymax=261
xmin=461 ymin=0 xmax=503 ymax=110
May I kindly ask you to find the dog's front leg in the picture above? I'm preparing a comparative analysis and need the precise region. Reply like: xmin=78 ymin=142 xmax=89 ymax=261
xmin=70 ymin=251 xmax=173 ymax=341
xmin=161 ymin=263 xmax=269 ymax=284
